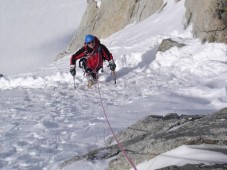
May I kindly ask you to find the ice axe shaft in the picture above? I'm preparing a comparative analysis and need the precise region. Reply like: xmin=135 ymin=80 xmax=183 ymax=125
xmin=112 ymin=71 xmax=117 ymax=84
xmin=73 ymin=76 xmax=76 ymax=89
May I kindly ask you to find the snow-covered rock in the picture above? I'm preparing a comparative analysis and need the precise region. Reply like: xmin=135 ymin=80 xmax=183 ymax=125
xmin=107 ymin=108 xmax=227 ymax=170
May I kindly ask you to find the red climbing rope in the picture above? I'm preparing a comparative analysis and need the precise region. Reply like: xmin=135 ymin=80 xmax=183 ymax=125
xmin=96 ymin=81 xmax=137 ymax=170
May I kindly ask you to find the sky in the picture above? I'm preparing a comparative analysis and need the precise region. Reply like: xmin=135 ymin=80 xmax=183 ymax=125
xmin=0 ymin=0 xmax=227 ymax=170
xmin=0 ymin=0 xmax=87 ymax=75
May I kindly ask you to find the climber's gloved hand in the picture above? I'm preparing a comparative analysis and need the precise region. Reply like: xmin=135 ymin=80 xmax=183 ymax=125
xmin=109 ymin=60 xmax=116 ymax=71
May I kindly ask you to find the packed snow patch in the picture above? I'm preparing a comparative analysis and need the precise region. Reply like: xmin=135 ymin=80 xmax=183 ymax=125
xmin=133 ymin=144 xmax=227 ymax=170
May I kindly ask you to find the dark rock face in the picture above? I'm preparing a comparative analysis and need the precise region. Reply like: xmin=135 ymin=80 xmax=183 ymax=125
xmin=59 ymin=108 xmax=227 ymax=170
xmin=157 ymin=39 xmax=186 ymax=52
xmin=185 ymin=0 xmax=227 ymax=43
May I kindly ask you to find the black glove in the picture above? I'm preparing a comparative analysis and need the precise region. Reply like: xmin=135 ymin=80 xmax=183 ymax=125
xmin=70 ymin=65 xmax=76 ymax=76
xmin=109 ymin=60 xmax=116 ymax=71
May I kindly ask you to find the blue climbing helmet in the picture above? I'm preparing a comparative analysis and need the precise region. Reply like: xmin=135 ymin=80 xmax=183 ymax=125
xmin=85 ymin=34 xmax=95 ymax=44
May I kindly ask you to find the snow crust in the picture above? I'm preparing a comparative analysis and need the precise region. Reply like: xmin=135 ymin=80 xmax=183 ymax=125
xmin=95 ymin=0 xmax=102 ymax=8
xmin=134 ymin=145 xmax=227 ymax=170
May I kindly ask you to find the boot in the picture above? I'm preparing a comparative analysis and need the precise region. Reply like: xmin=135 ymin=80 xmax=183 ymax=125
xmin=87 ymin=74 xmax=95 ymax=88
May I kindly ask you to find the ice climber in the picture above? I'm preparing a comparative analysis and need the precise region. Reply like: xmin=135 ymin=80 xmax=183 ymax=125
xmin=70 ymin=34 xmax=116 ymax=87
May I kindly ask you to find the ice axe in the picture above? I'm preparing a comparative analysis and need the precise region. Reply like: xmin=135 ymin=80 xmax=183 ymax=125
xmin=111 ymin=71 xmax=117 ymax=84
xmin=73 ymin=75 xmax=76 ymax=89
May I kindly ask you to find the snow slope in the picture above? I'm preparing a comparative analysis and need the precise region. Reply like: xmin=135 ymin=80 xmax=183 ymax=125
xmin=0 ymin=0 xmax=227 ymax=170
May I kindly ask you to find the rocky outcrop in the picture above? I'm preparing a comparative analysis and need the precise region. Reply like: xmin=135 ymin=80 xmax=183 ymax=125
xmin=185 ymin=0 xmax=227 ymax=43
xmin=106 ymin=108 xmax=227 ymax=170
xmin=157 ymin=38 xmax=186 ymax=52
xmin=159 ymin=163 xmax=227 ymax=170
xmin=60 ymin=108 xmax=227 ymax=170
xmin=67 ymin=0 xmax=164 ymax=53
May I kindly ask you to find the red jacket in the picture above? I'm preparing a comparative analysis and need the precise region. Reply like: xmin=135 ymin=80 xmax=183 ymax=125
xmin=70 ymin=37 xmax=113 ymax=70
